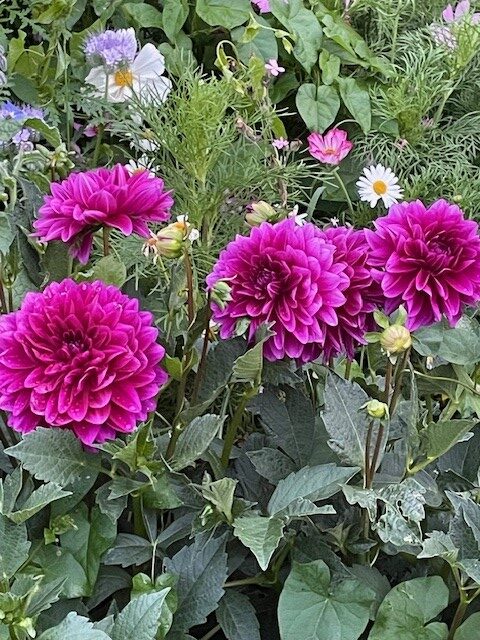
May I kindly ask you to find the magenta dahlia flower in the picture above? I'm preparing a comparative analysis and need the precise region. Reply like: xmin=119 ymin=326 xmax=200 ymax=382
xmin=33 ymin=164 xmax=173 ymax=264
xmin=322 ymin=227 xmax=383 ymax=360
xmin=0 ymin=279 xmax=167 ymax=444
xmin=365 ymin=199 xmax=480 ymax=331
xmin=206 ymin=219 xmax=349 ymax=363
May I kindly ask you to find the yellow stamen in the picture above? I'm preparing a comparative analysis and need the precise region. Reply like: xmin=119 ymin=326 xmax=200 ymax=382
xmin=114 ymin=69 xmax=133 ymax=87
xmin=373 ymin=180 xmax=387 ymax=195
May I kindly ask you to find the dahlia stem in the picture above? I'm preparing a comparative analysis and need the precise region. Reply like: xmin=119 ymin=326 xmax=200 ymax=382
xmin=7 ymin=287 xmax=13 ymax=313
xmin=92 ymin=123 xmax=104 ymax=167
xmin=102 ymin=226 xmax=110 ymax=257
xmin=389 ymin=349 xmax=410 ymax=416
xmin=132 ymin=492 xmax=147 ymax=538
xmin=332 ymin=167 xmax=355 ymax=224
xmin=183 ymin=249 xmax=195 ymax=327
xmin=344 ymin=359 xmax=352 ymax=381
xmin=367 ymin=423 xmax=385 ymax=488
xmin=364 ymin=419 xmax=374 ymax=489
xmin=383 ymin=359 xmax=393 ymax=404
xmin=221 ymin=386 xmax=258 ymax=468
xmin=0 ymin=278 xmax=7 ymax=314
xmin=191 ymin=293 xmax=212 ymax=405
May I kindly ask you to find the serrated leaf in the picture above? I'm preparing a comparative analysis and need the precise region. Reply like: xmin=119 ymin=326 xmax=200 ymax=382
xmin=0 ymin=515 xmax=30 ymax=579
xmin=8 ymin=482 xmax=71 ymax=523
xmin=216 ymin=590 xmax=261 ymax=640
xmin=233 ymin=513 xmax=284 ymax=570
xmin=164 ymin=533 xmax=228 ymax=636
xmin=278 ymin=560 xmax=375 ymax=640
xmin=6 ymin=428 xmax=99 ymax=486
xmin=267 ymin=463 xmax=358 ymax=517
xmin=201 ymin=477 xmax=237 ymax=522
xmin=368 ymin=577 xmax=449 ymax=640
xmin=171 ymin=414 xmax=225 ymax=470
xmin=418 ymin=531 xmax=458 ymax=563
xmin=37 ymin=613 xmax=110 ymax=640
xmin=419 ymin=420 xmax=476 ymax=467
xmin=23 ymin=118 xmax=62 ymax=147
xmin=27 ymin=577 xmax=66 ymax=617
xmin=413 ymin=317 xmax=480 ymax=366
xmin=111 ymin=589 xmax=171 ymax=640
xmin=103 ymin=534 xmax=153 ymax=568
xmin=246 ymin=447 xmax=297 ymax=484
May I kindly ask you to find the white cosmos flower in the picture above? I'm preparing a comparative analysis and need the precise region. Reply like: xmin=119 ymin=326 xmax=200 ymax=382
xmin=126 ymin=155 xmax=156 ymax=177
xmin=85 ymin=43 xmax=172 ymax=103
xmin=356 ymin=164 xmax=403 ymax=208
xmin=288 ymin=204 xmax=308 ymax=226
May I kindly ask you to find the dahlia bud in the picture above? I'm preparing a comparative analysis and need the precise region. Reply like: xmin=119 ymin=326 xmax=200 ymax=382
xmin=364 ymin=399 xmax=389 ymax=419
xmin=143 ymin=223 xmax=185 ymax=262
xmin=211 ymin=279 xmax=232 ymax=310
xmin=380 ymin=324 xmax=412 ymax=355
xmin=245 ymin=201 xmax=277 ymax=227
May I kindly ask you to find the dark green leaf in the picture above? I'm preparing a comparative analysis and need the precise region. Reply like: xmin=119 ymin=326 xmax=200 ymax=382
xmin=162 ymin=0 xmax=189 ymax=42
xmin=171 ymin=414 xmax=225 ymax=470
xmin=111 ymin=589 xmax=171 ymax=640
xmin=337 ymin=77 xmax=371 ymax=132
xmin=37 ymin=613 xmax=110 ymax=640
xmin=196 ymin=0 xmax=251 ymax=29
xmin=233 ymin=513 xmax=284 ymax=570
xmin=296 ymin=83 xmax=340 ymax=132
xmin=217 ymin=590 xmax=261 ymax=640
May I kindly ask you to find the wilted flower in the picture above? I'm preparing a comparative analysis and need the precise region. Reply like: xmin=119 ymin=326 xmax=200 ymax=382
xmin=85 ymin=43 xmax=172 ymax=103
xmin=33 ymin=164 xmax=173 ymax=264
xmin=207 ymin=218 xmax=350 ymax=363
xmin=245 ymin=201 xmax=278 ymax=227
xmin=84 ymin=28 xmax=138 ymax=68
xmin=143 ymin=215 xmax=198 ymax=262
xmin=265 ymin=59 xmax=285 ymax=76
xmin=365 ymin=199 xmax=480 ymax=330
xmin=307 ymin=128 xmax=353 ymax=165
xmin=380 ymin=325 xmax=412 ymax=355
xmin=0 ymin=279 xmax=167 ymax=444
xmin=356 ymin=164 xmax=403 ymax=208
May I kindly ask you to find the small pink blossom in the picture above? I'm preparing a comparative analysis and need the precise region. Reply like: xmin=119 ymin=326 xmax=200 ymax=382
xmin=307 ymin=128 xmax=353 ymax=166
xmin=265 ymin=59 xmax=285 ymax=77
xmin=84 ymin=125 xmax=98 ymax=138
xmin=252 ymin=0 xmax=271 ymax=12
xmin=272 ymin=137 xmax=289 ymax=150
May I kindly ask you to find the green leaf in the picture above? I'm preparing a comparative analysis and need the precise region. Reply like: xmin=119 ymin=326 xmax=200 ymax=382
xmin=171 ymin=414 xmax=225 ymax=470
xmin=195 ymin=0 xmax=251 ymax=29
xmin=103 ymin=533 xmax=153 ymax=568
xmin=295 ymin=83 xmax=340 ymax=132
xmin=272 ymin=6 xmax=323 ymax=73
xmin=8 ymin=482 xmax=71 ymax=523
xmin=267 ymin=463 xmax=358 ymax=517
xmin=201 ymin=476 xmax=237 ymax=522
xmin=455 ymin=613 xmax=480 ymax=639
xmin=35 ymin=545 xmax=88 ymax=598
xmin=278 ymin=560 xmax=375 ymax=640
xmin=27 ymin=577 xmax=66 ymax=617
xmin=337 ymin=77 xmax=371 ymax=133
xmin=246 ymin=447 xmax=297 ymax=484
xmin=417 ymin=531 xmax=458 ymax=563
xmin=162 ymin=0 xmax=189 ymax=42
xmin=368 ymin=577 xmax=449 ymax=640
xmin=216 ymin=590 xmax=261 ymax=640
xmin=164 ymin=533 xmax=228 ymax=636
xmin=123 ymin=3 xmax=163 ymax=27
xmin=0 ymin=215 xmax=15 ymax=255
xmin=23 ymin=118 xmax=62 ymax=147
xmin=6 ymin=428 xmax=99 ymax=486
xmin=419 ymin=420 xmax=476 ymax=467
xmin=0 ymin=515 xmax=30 ymax=579
xmin=87 ymin=565 xmax=131 ymax=611
xmin=233 ymin=18 xmax=278 ymax=64
xmin=91 ymin=255 xmax=127 ymax=287
xmin=197 ymin=337 xmax=246 ymax=404
xmin=233 ymin=513 xmax=284 ymax=571
xmin=37 ymin=613 xmax=111 ymax=640
xmin=111 ymin=589 xmax=171 ymax=640
xmin=232 ymin=341 xmax=264 ymax=385
xmin=413 ymin=317 xmax=480 ymax=366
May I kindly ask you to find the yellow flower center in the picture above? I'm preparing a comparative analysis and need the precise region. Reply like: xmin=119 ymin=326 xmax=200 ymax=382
xmin=324 ymin=147 xmax=336 ymax=155
xmin=114 ymin=69 xmax=133 ymax=87
xmin=373 ymin=180 xmax=387 ymax=195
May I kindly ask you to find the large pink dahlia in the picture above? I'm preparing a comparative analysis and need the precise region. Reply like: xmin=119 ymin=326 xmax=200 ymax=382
xmin=365 ymin=199 xmax=480 ymax=331
xmin=322 ymin=227 xmax=383 ymax=360
xmin=206 ymin=219 xmax=349 ymax=363
xmin=0 ymin=279 xmax=167 ymax=444
xmin=33 ymin=164 xmax=173 ymax=264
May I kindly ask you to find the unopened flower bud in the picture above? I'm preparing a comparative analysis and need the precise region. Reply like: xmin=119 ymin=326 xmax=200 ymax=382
xmin=364 ymin=400 xmax=389 ymax=419
xmin=380 ymin=325 xmax=412 ymax=354
xmin=245 ymin=201 xmax=277 ymax=227
xmin=211 ymin=279 xmax=232 ymax=310
xmin=143 ymin=225 xmax=184 ymax=261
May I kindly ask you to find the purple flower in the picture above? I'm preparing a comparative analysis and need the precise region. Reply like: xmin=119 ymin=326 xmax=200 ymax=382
xmin=443 ymin=0 xmax=480 ymax=23
xmin=272 ymin=137 xmax=289 ymax=149
xmin=365 ymin=200 xmax=480 ymax=331
xmin=207 ymin=218 xmax=350 ymax=363
xmin=33 ymin=164 xmax=173 ymax=264
xmin=265 ymin=59 xmax=285 ymax=77
xmin=0 ymin=279 xmax=168 ymax=445
xmin=84 ymin=28 xmax=137 ymax=69
xmin=0 ymin=101 xmax=45 ymax=148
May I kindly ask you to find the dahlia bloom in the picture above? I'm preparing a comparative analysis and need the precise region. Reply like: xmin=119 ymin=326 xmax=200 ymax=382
xmin=307 ymin=129 xmax=353 ymax=165
xmin=206 ymin=219 xmax=349 ymax=363
xmin=0 ymin=280 xmax=167 ymax=445
xmin=322 ymin=227 xmax=383 ymax=360
xmin=365 ymin=199 xmax=480 ymax=331
xmin=33 ymin=164 xmax=173 ymax=264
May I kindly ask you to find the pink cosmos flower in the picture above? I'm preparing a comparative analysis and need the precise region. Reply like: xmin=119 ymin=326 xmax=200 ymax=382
xmin=0 ymin=279 xmax=167 ymax=445
xmin=252 ymin=0 xmax=271 ymax=12
xmin=365 ymin=199 xmax=480 ymax=331
xmin=443 ymin=0 xmax=480 ymax=24
xmin=206 ymin=218 xmax=349 ymax=363
xmin=265 ymin=59 xmax=285 ymax=77
xmin=272 ymin=137 xmax=289 ymax=149
xmin=307 ymin=128 xmax=353 ymax=165
xmin=322 ymin=227 xmax=384 ymax=361
xmin=33 ymin=164 xmax=173 ymax=264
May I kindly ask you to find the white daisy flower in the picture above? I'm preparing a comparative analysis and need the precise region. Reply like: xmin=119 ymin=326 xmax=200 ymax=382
xmin=356 ymin=164 xmax=403 ymax=208
xmin=85 ymin=43 xmax=172 ymax=104
xmin=126 ymin=155 xmax=156 ymax=177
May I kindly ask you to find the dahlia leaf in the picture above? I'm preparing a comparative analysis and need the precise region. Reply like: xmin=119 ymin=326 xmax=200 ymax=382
xmin=6 ymin=427 xmax=100 ymax=486
xmin=197 ymin=337 xmax=246 ymax=405
xmin=246 ymin=447 xmax=297 ymax=484
xmin=278 ymin=560 xmax=374 ymax=640
xmin=267 ymin=463 xmax=358 ymax=517
xmin=0 ymin=514 xmax=30 ymax=580
xmin=164 ymin=532 xmax=228 ymax=636
xmin=417 ymin=420 xmax=476 ymax=469
xmin=91 ymin=255 xmax=127 ymax=287
xmin=171 ymin=414 xmax=225 ymax=471
xmin=216 ymin=590 xmax=261 ymax=640
xmin=36 ymin=612 xmax=111 ymax=640
xmin=103 ymin=533 xmax=154 ymax=568
xmin=368 ymin=577 xmax=449 ymax=640
xmin=86 ymin=565 xmax=131 ymax=612
xmin=110 ymin=589 xmax=171 ymax=640
xmin=7 ymin=481 xmax=71 ymax=524
xmin=233 ymin=513 xmax=284 ymax=570
xmin=413 ymin=317 xmax=480 ymax=366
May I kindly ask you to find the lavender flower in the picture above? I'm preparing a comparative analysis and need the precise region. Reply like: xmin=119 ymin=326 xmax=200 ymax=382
xmin=0 ymin=101 xmax=45 ymax=149
xmin=84 ymin=28 xmax=138 ymax=69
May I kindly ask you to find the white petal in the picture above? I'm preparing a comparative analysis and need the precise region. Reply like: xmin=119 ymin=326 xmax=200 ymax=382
xmin=132 ymin=44 xmax=166 ymax=78
xmin=85 ymin=66 xmax=108 ymax=91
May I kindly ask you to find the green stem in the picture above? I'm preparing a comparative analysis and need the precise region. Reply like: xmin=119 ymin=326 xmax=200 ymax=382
xmin=92 ymin=123 xmax=104 ymax=167
xmin=344 ymin=359 xmax=352 ymax=381
xmin=224 ymin=576 xmax=264 ymax=588
xmin=102 ymin=226 xmax=110 ymax=257
xmin=221 ymin=387 xmax=258 ymax=468
xmin=183 ymin=249 xmax=195 ymax=327
xmin=448 ymin=591 xmax=469 ymax=640
xmin=364 ymin=420 xmax=374 ymax=489
xmin=132 ymin=493 xmax=147 ymax=538
xmin=367 ymin=423 xmax=385 ymax=488
xmin=0 ymin=278 xmax=7 ymax=314
xmin=333 ymin=167 xmax=355 ymax=224
xmin=383 ymin=359 xmax=393 ymax=404
xmin=388 ymin=349 xmax=410 ymax=416
xmin=191 ymin=293 xmax=212 ymax=404
xmin=199 ymin=625 xmax=221 ymax=640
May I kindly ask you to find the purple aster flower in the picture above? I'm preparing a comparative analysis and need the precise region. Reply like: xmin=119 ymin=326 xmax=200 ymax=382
xmin=84 ymin=28 xmax=138 ymax=69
